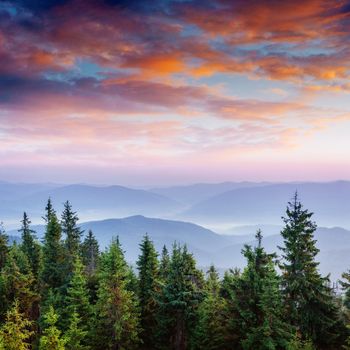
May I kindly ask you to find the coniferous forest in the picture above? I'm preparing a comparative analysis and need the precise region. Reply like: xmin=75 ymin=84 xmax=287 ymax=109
xmin=1 ymin=195 xmax=350 ymax=350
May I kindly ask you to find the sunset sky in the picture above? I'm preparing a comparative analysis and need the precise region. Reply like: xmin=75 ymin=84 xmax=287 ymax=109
xmin=1 ymin=0 xmax=350 ymax=185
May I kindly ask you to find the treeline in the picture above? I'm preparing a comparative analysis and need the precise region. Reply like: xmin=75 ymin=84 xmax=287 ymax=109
xmin=1 ymin=195 xmax=350 ymax=349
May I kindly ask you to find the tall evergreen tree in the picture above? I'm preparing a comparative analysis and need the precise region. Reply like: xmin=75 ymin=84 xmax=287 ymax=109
xmin=19 ymin=213 xmax=41 ymax=281
xmin=64 ymin=311 xmax=89 ymax=350
xmin=159 ymin=245 xmax=169 ymax=279
xmin=233 ymin=231 xmax=292 ymax=350
xmin=81 ymin=230 xmax=100 ymax=304
xmin=93 ymin=238 xmax=140 ymax=349
xmin=340 ymin=270 xmax=350 ymax=311
xmin=81 ymin=230 xmax=99 ymax=277
xmin=40 ymin=210 xmax=66 ymax=314
xmin=137 ymin=234 xmax=160 ymax=349
xmin=39 ymin=306 xmax=65 ymax=350
xmin=193 ymin=265 xmax=231 ymax=350
xmin=61 ymin=201 xmax=83 ymax=265
xmin=1 ymin=245 xmax=37 ymax=320
xmin=157 ymin=244 xmax=204 ymax=350
xmin=279 ymin=193 xmax=345 ymax=349
xmin=0 ymin=224 xmax=8 ymax=271
xmin=0 ymin=300 xmax=33 ymax=350
xmin=65 ymin=257 xmax=91 ymax=333
xmin=42 ymin=198 xmax=56 ymax=224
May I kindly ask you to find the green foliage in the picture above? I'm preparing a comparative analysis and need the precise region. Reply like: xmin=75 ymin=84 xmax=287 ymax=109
xmin=287 ymin=333 xmax=315 ymax=350
xmin=0 ymin=300 xmax=33 ymax=350
xmin=157 ymin=243 xmax=204 ymax=349
xmin=193 ymin=265 xmax=231 ymax=350
xmin=137 ymin=234 xmax=160 ymax=348
xmin=279 ymin=193 xmax=345 ymax=348
xmin=1 ymin=245 xmax=37 ymax=319
xmin=93 ymin=238 xmax=140 ymax=349
xmin=0 ymin=195 xmax=349 ymax=349
xmin=81 ymin=230 xmax=99 ymax=277
xmin=64 ymin=311 xmax=89 ymax=350
xmin=61 ymin=201 xmax=83 ymax=269
xmin=19 ymin=212 xmax=41 ymax=281
xmin=39 ymin=306 xmax=65 ymax=350
xmin=40 ymin=212 xmax=66 ymax=293
xmin=0 ymin=224 xmax=8 ymax=271
xmin=234 ymin=231 xmax=292 ymax=350
xmin=64 ymin=257 xmax=91 ymax=333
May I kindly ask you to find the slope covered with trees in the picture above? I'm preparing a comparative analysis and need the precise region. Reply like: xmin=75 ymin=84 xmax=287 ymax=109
xmin=0 ymin=195 xmax=350 ymax=349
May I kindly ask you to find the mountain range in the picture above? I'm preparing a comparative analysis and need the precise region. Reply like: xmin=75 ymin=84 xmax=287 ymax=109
xmin=2 ymin=180 xmax=350 ymax=230
xmin=7 ymin=215 xmax=350 ymax=282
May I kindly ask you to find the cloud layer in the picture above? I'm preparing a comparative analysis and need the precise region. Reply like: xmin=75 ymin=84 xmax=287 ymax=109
xmin=1 ymin=0 xmax=350 ymax=184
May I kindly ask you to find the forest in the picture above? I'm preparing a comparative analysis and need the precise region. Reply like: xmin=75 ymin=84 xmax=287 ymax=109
xmin=1 ymin=194 xmax=350 ymax=350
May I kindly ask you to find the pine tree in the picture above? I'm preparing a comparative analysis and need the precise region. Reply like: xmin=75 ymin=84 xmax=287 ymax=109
xmin=81 ymin=230 xmax=99 ymax=277
xmin=81 ymin=230 xmax=100 ymax=304
xmin=0 ymin=224 xmax=8 ymax=271
xmin=65 ymin=257 xmax=91 ymax=332
xmin=40 ymin=213 xmax=66 ymax=293
xmin=233 ymin=231 xmax=292 ymax=350
xmin=340 ymin=270 xmax=350 ymax=311
xmin=93 ymin=238 xmax=140 ymax=349
xmin=159 ymin=245 xmax=169 ymax=281
xmin=42 ymin=198 xmax=56 ymax=224
xmin=40 ymin=210 xmax=67 ymax=317
xmin=61 ymin=201 xmax=83 ymax=266
xmin=0 ymin=300 xmax=33 ymax=350
xmin=137 ymin=234 xmax=160 ymax=349
xmin=193 ymin=265 xmax=231 ymax=350
xmin=19 ymin=212 xmax=41 ymax=281
xmin=39 ymin=306 xmax=65 ymax=350
xmin=279 ymin=193 xmax=345 ymax=349
xmin=157 ymin=243 xmax=204 ymax=350
xmin=64 ymin=311 xmax=89 ymax=350
xmin=1 ymin=245 xmax=37 ymax=320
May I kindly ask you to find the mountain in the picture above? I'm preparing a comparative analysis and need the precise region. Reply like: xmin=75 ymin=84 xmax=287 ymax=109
xmin=181 ymin=181 xmax=350 ymax=228
xmin=0 ymin=183 xmax=180 ymax=227
xmin=7 ymin=215 xmax=350 ymax=281
xmin=7 ymin=215 xmax=231 ymax=266
xmin=150 ymin=181 xmax=270 ymax=206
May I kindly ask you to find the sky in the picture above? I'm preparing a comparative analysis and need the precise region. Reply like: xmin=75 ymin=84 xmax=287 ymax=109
xmin=1 ymin=0 xmax=350 ymax=186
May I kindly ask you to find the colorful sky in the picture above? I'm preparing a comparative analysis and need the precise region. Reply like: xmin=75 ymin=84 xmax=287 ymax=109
xmin=1 ymin=0 xmax=350 ymax=185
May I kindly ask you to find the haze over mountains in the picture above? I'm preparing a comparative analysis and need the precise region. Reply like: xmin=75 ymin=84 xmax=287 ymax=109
xmin=2 ymin=180 xmax=350 ymax=281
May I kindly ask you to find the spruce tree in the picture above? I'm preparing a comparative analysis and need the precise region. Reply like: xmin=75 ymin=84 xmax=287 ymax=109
xmin=40 ymin=210 xmax=67 ymax=315
xmin=193 ymin=265 xmax=231 ymax=350
xmin=64 ymin=311 xmax=89 ymax=350
xmin=42 ymin=198 xmax=56 ymax=224
xmin=157 ymin=243 xmax=204 ymax=350
xmin=81 ymin=230 xmax=99 ymax=277
xmin=159 ymin=245 xmax=169 ymax=281
xmin=81 ymin=230 xmax=100 ymax=304
xmin=1 ymin=245 xmax=37 ymax=320
xmin=93 ymin=238 xmax=140 ymax=349
xmin=41 ymin=212 xmax=66 ymax=292
xmin=279 ymin=193 xmax=345 ymax=349
xmin=340 ymin=270 xmax=350 ymax=311
xmin=65 ymin=257 xmax=91 ymax=333
xmin=39 ymin=306 xmax=65 ymax=350
xmin=234 ymin=231 xmax=292 ymax=350
xmin=19 ymin=213 xmax=41 ymax=281
xmin=137 ymin=234 xmax=160 ymax=349
xmin=61 ymin=201 xmax=83 ymax=267
xmin=0 ymin=224 xmax=8 ymax=271
xmin=0 ymin=300 xmax=33 ymax=350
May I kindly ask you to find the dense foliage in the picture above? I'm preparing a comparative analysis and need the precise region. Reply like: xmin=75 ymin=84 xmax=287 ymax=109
xmin=0 ymin=195 xmax=349 ymax=349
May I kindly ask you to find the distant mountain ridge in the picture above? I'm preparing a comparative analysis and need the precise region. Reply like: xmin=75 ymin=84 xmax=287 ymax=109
xmin=180 ymin=181 xmax=350 ymax=228
xmin=3 ymin=180 xmax=350 ymax=230
xmin=7 ymin=215 xmax=350 ymax=281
